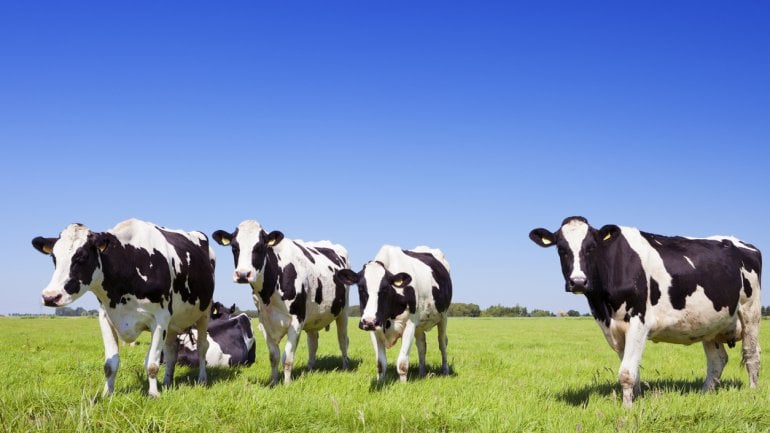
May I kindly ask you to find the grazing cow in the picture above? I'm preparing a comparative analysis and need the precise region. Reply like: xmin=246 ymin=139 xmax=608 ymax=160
xmin=212 ymin=220 xmax=350 ymax=385
xmin=335 ymin=245 xmax=452 ymax=382
xmin=32 ymin=219 xmax=215 ymax=397
xmin=175 ymin=302 xmax=256 ymax=367
xmin=529 ymin=216 xmax=762 ymax=407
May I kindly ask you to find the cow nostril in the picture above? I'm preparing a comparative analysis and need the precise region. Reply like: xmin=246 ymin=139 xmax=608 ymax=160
xmin=42 ymin=293 xmax=62 ymax=306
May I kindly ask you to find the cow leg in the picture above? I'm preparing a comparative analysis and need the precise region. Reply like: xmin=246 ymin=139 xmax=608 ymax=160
xmin=415 ymin=330 xmax=427 ymax=377
xmin=702 ymin=341 xmax=728 ymax=391
xmin=258 ymin=323 xmax=281 ymax=386
xmin=396 ymin=319 xmax=418 ymax=382
xmin=145 ymin=323 xmax=168 ymax=397
xmin=98 ymin=308 xmax=119 ymax=397
xmin=162 ymin=332 xmax=179 ymax=388
xmin=618 ymin=318 xmax=648 ymax=408
xmin=306 ymin=329 xmax=319 ymax=371
xmin=282 ymin=319 xmax=302 ymax=385
xmin=195 ymin=314 xmax=210 ymax=384
xmin=370 ymin=331 xmax=387 ymax=382
xmin=335 ymin=312 xmax=350 ymax=369
xmin=437 ymin=314 xmax=449 ymax=375
xmin=738 ymin=301 xmax=761 ymax=388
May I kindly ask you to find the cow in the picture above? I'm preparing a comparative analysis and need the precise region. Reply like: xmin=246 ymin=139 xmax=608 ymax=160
xmin=529 ymin=216 xmax=762 ymax=407
xmin=32 ymin=219 xmax=215 ymax=397
xmin=174 ymin=302 xmax=256 ymax=367
xmin=335 ymin=245 xmax=452 ymax=382
xmin=212 ymin=220 xmax=350 ymax=385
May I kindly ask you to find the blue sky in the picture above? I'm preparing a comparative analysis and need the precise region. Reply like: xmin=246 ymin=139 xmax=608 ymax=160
xmin=1 ymin=1 xmax=768 ymax=315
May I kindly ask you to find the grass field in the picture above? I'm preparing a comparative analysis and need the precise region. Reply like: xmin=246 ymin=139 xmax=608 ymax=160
xmin=1 ymin=316 xmax=768 ymax=432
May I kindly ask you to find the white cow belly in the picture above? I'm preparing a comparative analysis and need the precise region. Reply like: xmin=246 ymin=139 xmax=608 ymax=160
xmin=648 ymin=286 xmax=739 ymax=344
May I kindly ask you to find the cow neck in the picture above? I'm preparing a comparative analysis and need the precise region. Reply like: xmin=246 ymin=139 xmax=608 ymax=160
xmin=255 ymin=248 xmax=282 ymax=305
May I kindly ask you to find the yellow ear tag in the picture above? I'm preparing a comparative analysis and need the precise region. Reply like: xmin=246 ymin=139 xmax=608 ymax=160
xmin=220 ymin=238 xmax=230 ymax=246
xmin=603 ymin=233 xmax=612 ymax=241
xmin=541 ymin=238 xmax=552 ymax=245
xmin=267 ymin=238 xmax=277 ymax=247
xmin=42 ymin=245 xmax=53 ymax=254
xmin=393 ymin=278 xmax=403 ymax=287
xmin=212 ymin=308 xmax=218 ymax=316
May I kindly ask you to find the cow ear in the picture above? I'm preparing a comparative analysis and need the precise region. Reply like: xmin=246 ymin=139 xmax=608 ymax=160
xmin=391 ymin=272 xmax=412 ymax=288
xmin=229 ymin=304 xmax=236 ymax=314
xmin=90 ymin=233 xmax=110 ymax=252
xmin=32 ymin=237 xmax=57 ymax=255
xmin=335 ymin=269 xmax=360 ymax=285
xmin=598 ymin=225 xmax=621 ymax=243
xmin=212 ymin=230 xmax=233 ymax=246
xmin=266 ymin=231 xmax=284 ymax=247
xmin=529 ymin=228 xmax=556 ymax=247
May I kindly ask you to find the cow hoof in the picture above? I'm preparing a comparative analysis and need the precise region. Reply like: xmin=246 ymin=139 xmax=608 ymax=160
xmin=148 ymin=390 xmax=160 ymax=398
xmin=399 ymin=374 xmax=407 ymax=383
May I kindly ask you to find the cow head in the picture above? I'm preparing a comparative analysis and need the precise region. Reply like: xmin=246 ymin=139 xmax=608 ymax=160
xmin=529 ymin=216 xmax=621 ymax=294
xmin=212 ymin=220 xmax=284 ymax=284
xmin=335 ymin=262 xmax=412 ymax=331
xmin=32 ymin=223 xmax=108 ymax=307
xmin=210 ymin=301 xmax=237 ymax=320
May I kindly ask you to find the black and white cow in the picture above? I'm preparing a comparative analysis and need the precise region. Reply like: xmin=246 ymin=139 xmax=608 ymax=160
xmin=212 ymin=220 xmax=350 ymax=385
xmin=529 ymin=216 xmax=762 ymax=407
xmin=335 ymin=245 xmax=452 ymax=382
xmin=175 ymin=302 xmax=256 ymax=367
xmin=32 ymin=219 xmax=215 ymax=397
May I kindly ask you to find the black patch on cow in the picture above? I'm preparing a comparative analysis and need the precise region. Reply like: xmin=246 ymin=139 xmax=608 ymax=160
xmin=649 ymin=278 xmax=661 ymax=306
xmin=315 ymin=247 xmax=346 ymax=267
xmin=259 ymin=248 xmax=281 ymax=305
xmin=157 ymin=228 xmax=214 ymax=311
xmin=640 ymin=233 xmax=761 ymax=316
xmin=315 ymin=278 xmax=324 ymax=304
xmin=174 ymin=313 xmax=256 ymax=367
xmin=331 ymin=279 xmax=346 ymax=316
xmin=593 ymin=232 xmax=649 ymax=323
xmin=280 ymin=263 xmax=298 ymax=301
xmin=289 ymin=289 xmax=307 ymax=322
xmin=294 ymin=241 xmax=316 ymax=264
xmin=401 ymin=250 xmax=453 ymax=313
xmin=370 ymin=269 xmax=416 ymax=327
xmin=60 ymin=236 xmax=102 ymax=295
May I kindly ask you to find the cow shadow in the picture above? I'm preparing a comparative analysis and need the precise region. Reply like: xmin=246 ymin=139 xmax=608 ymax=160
xmin=168 ymin=366 xmax=247 ymax=388
xmin=368 ymin=364 xmax=456 ymax=392
xmin=557 ymin=377 xmax=744 ymax=407
xmin=309 ymin=355 xmax=363 ymax=373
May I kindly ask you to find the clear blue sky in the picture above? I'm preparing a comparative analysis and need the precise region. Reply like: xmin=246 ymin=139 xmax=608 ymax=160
xmin=1 ymin=1 xmax=768 ymax=315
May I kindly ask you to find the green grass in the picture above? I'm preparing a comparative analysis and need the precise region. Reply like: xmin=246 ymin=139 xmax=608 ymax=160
xmin=1 ymin=317 xmax=768 ymax=432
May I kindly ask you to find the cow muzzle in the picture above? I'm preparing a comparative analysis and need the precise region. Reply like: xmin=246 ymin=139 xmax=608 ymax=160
xmin=42 ymin=293 xmax=63 ymax=307
xmin=567 ymin=276 xmax=589 ymax=294
xmin=359 ymin=318 xmax=377 ymax=331
xmin=233 ymin=269 xmax=255 ymax=284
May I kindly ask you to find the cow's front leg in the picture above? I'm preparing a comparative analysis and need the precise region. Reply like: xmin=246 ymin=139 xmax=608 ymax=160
xmin=370 ymin=331 xmax=387 ymax=382
xmin=258 ymin=323 xmax=281 ymax=386
xmin=195 ymin=313 xmax=210 ymax=384
xmin=98 ymin=308 xmax=119 ymax=397
xmin=306 ymin=329 xmax=319 ymax=371
xmin=415 ymin=330 xmax=427 ymax=377
xmin=618 ymin=317 xmax=648 ymax=408
xmin=396 ymin=319 xmax=418 ymax=382
xmin=282 ymin=318 xmax=303 ymax=385
xmin=145 ymin=323 xmax=167 ymax=397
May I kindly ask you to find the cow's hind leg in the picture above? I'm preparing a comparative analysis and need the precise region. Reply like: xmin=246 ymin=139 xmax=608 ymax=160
xmin=98 ymin=308 xmax=119 ymax=397
xmin=306 ymin=330 xmax=319 ymax=371
xmin=162 ymin=332 xmax=179 ymax=388
xmin=702 ymin=341 xmax=728 ymax=391
xmin=335 ymin=312 xmax=350 ymax=369
xmin=145 ymin=322 xmax=168 ymax=397
xmin=437 ymin=314 xmax=449 ymax=375
xmin=195 ymin=314 xmax=210 ymax=385
xmin=738 ymin=301 xmax=761 ymax=388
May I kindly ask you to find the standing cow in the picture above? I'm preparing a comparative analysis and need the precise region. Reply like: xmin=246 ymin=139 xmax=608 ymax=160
xmin=529 ymin=216 xmax=762 ymax=407
xmin=174 ymin=302 xmax=256 ymax=367
xmin=32 ymin=219 xmax=215 ymax=397
xmin=335 ymin=245 xmax=452 ymax=382
xmin=212 ymin=220 xmax=350 ymax=385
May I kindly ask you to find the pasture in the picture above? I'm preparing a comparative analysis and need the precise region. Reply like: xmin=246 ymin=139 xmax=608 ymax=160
xmin=1 ymin=316 xmax=768 ymax=432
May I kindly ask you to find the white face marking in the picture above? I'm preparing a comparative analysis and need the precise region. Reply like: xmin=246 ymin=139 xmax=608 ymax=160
xmin=561 ymin=220 xmax=589 ymax=281
xmin=42 ymin=224 xmax=92 ymax=306
xmin=361 ymin=263 xmax=386 ymax=325
xmin=233 ymin=220 xmax=265 ymax=282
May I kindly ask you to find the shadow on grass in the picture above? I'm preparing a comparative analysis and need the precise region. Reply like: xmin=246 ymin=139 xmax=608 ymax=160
xmin=557 ymin=377 xmax=745 ymax=407
xmin=368 ymin=363 xmax=456 ymax=392
xmin=241 ymin=355 xmax=365 ymax=387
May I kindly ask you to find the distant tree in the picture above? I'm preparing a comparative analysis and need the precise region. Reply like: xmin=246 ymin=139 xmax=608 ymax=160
xmin=566 ymin=310 xmax=581 ymax=317
xmin=347 ymin=305 xmax=361 ymax=317
xmin=243 ymin=310 xmax=259 ymax=319
xmin=482 ymin=304 xmax=528 ymax=317
xmin=447 ymin=303 xmax=481 ymax=317
xmin=530 ymin=309 xmax=555 ymax=317
xmin=762 ymin=305 xmax=770 ymax=317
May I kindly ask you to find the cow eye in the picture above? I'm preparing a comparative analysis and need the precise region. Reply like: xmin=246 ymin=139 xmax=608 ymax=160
xmin=557 ymin=247 xmax=568 ymax=257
